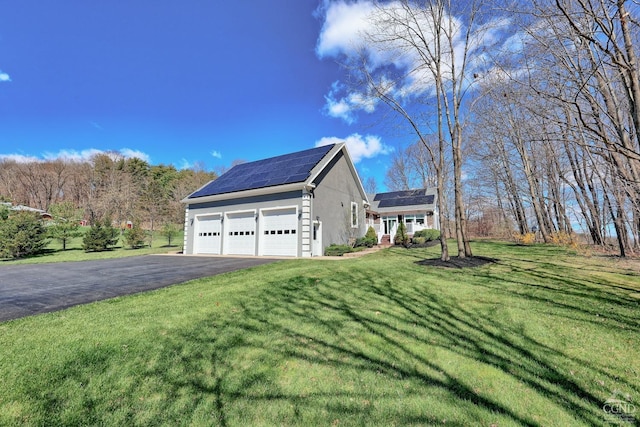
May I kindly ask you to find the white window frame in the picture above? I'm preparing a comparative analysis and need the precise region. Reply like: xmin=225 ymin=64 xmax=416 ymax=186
xmin=350 ymin=202 xmax=358 ymax=228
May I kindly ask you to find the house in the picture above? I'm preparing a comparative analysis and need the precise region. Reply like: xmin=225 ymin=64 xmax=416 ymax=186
xmin=1 ymin=202 xmax=53 ymax=220
xmin=365 ymin=188 xmax=439 ymax=245
xmin=181 ymin=143 xmax=369 ymax=257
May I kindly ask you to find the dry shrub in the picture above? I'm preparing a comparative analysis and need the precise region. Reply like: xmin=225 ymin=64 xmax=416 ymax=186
xmin=549 ymin=231 xmax=575 ymax=246
xmin=549 ymin=231 xmax=594 ymax=255
xmin=512 ymin=232 xmax=536 ymax=245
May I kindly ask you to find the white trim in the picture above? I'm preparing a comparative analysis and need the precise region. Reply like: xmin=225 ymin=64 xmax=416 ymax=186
xmin=224 ymin=208 xmax=257 ymax=216
xmin=194 ymin=212 xmax=224 ymax=219
xmin=183 ymin=206 xmax=189 ymax=253
xmin=307 ymin=143 xmax=369 ymax=204
xmin=182 ymin=183 xmax=307 ymax=204
xmin=259 ymin=205 xmax=298 ymax=214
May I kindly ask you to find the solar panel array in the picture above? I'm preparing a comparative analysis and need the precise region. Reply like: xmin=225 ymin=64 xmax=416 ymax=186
xmin=188 ymin=144 xmax=335 ymax=199
xmin=374 ymin=190 xmax=435 ymax=208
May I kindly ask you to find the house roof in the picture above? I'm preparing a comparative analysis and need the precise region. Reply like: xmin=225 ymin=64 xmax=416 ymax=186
xmin=184 ymin=143 xmax=368 ymax=204
xmin=1 ymin=202 xmax=52 ymax=219
xmin=368 ymin=189 xmax=437 ymax=213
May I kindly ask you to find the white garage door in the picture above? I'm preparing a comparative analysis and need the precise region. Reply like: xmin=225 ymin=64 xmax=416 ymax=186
xmin=261 ymin=208 xmax=298 ymax=256
xmin=226 ymin=212 xmax=256 ymax=255
xmin=195 ymin=214 xmax=222 ymax=254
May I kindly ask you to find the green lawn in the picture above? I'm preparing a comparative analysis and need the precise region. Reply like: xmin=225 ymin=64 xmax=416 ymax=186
xmin=0 ymin=241 xmax=638 ymax=426
xmin=1 ymin=229 xmax=179 ymax=265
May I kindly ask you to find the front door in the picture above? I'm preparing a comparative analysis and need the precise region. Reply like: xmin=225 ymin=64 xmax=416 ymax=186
xmin=384 ymin=217 xmax=397 ymax=235
xmin=312 ymin=221 xmax=322 ymax=256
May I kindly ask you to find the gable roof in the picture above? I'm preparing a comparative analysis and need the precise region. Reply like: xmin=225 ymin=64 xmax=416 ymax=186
xmin=368 ymin=188 xmax=437 ymax=213
xmin=1 ymin=202 xmax=52 ymax=219
xmin=183 ymin=143 xmax=368 ymax=203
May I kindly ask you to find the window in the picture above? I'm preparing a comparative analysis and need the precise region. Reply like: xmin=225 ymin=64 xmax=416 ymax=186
xmin=351 ymin=202 xmax=358 ymax=228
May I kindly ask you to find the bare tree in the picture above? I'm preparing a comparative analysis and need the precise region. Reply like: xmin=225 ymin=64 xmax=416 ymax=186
xmin=494 ymin=0 xmax=640 ymax=254
xmin=327 ymin=0 xmax=505 ymax=259
xmin=363 ymin=176 xmax=378 ymax=194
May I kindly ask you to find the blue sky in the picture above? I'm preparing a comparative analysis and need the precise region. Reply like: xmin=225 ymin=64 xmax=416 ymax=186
xmin=0 ymin=1 xmax=399 ymax=190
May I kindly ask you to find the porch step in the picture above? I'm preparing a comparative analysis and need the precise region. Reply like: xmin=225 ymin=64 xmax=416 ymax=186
xmin=380 ymin=234 xmax=391 ymax=245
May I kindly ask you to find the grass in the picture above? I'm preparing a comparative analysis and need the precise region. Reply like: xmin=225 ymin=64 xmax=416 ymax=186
xmin=0 ymin=241 xmax=638 ymax=426
xmin=0 ymin=230 xmax=179 ymax=265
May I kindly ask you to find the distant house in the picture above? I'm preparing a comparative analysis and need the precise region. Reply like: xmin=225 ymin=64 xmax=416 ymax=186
xmin=1 ymin=202 xmax=53 ymax=220
xmin=182 ymin=143 xmax=368 ymax=257
xmin=365 ymin=189 xmax=439 ymax=245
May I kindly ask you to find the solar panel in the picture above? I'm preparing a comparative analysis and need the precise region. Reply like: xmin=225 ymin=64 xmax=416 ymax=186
xmin=373 ymin=189 xmax=434 ymax=208
xmin=377 ymin=194 xmax=434 ymax=208
xmin=188 ymin=144 xmax=334 ymax=198
xmin=374 ymin=190 xmax=424 ymax=201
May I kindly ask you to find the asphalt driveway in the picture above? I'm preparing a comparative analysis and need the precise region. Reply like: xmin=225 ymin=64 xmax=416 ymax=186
xmin=0 ymin=255 xmax=277 ymax=322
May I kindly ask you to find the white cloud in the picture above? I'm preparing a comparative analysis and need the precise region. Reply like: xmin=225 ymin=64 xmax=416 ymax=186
xmin=43 ymin=148 xmax=104 ymax=162
xmin=323 ymin=81 xmax=379 ymax=123
xmin=89 ymin=121 xmax=104 ymax=131
xmin=325 ymin=92 xmax=355 ymax=124
xmin=2 ymin=148 xmax=151 ymax=163
xmin=119 ymin=148 xmax=151 ymax=162
xmin=177 ymin=158 xmax=193 ymax=170
xmin=0 ymin=154 xmax=41 ymax=163
xmin=315 ymin=133 xmax=392 ymax=163
xmin=317 ymin=1 xmax=513 ymax=121
xmin=316 ymin=1 xmax=375 ymax=59
xmin=210 ymin=150 xmax=222 ymax=159
xmin=0 ymin=71 xmax=11 ymax=82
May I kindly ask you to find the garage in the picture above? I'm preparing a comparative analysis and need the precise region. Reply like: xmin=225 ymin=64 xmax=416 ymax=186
xmin=184 ymin=143 xmax=370 ymax=257
xmin=261 ymin=208 xmax=298 ymax=256
xmin=195 ymin=214 xmax=222 ymax=254
xmin=225 ymin=211 xmax=256 ymax=255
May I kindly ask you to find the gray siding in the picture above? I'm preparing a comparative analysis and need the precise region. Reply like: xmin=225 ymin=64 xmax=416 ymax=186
xmin=185 ymin=191 xmax=303 ymax=255
xmin=312 ymin=151 xmax=367 ymax=248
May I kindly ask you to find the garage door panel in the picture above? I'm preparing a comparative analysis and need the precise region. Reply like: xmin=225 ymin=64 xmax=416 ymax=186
xmin=195 ymin=215 xmax=222 ymax=254
xmin=226 ymin=212 xmax=256 ymax=255
xmin=261 ymin=208 xmax=297 ymax=256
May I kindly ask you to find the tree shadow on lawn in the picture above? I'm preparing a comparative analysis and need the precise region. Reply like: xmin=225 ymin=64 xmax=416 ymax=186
xmin=472 ymin=254 xmax=640 ymax=333
xmin=406 ymin=245 xmax=640 ymax=330
xmin=416 ymin=255 xmax=498 ymax=269
xmin=32 ymin=250 xmax=637 ymax=425
xmin=134 ymin=262 xmax=639 ymax=425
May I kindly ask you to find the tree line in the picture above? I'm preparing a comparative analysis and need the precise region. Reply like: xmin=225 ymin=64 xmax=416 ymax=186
xmin=0 ymin=152 xmax=216 ymax=233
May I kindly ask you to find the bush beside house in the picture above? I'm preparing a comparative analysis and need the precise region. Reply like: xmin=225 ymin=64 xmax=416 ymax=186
xmin=394 ymin=222 xmax=410 ymax=247
xmin=412 ymin=229 xmax=440 ymax=242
